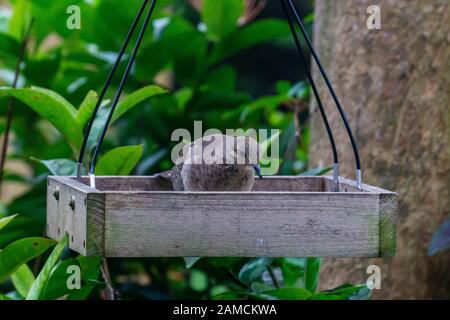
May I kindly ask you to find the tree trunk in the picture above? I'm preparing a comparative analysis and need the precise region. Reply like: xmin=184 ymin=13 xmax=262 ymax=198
xmin=310 ymin=0 xmax=450 ymax=299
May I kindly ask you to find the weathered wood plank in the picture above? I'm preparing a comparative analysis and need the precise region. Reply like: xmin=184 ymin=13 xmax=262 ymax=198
xmin=47 ymin=175 xmax=397 ymax=258
xmin=323 ymin=175 xmax=398 ymax=258
xmin=47 ymin=176 xmax=105 ymax=256
xmin=379 ymin=192 xmax=398 ymax=258
xmin=77 ymin=176 xmax=173 ymax=191
xmin=104 ymin=192 xmax=380 ymax=258
xmin=76 ymin=176 xmax=324 ymax=192
xmin=323 ymin=175 xmax=395 ymax=193
xmin=251 ymin=176 xmax=324 ymax=192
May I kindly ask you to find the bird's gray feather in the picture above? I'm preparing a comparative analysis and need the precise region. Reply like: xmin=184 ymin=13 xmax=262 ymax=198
xmin=159 ymin=134 xmax=260 ymax=191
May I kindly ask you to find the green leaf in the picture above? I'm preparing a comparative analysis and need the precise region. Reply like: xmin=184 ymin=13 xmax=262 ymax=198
xmin=213 ymin=291 xmax=245 ymax=300
xmin=31 ymin=158 xmax=79 ymax=176
xmin=0 ymin=294 xmax=13 ymax=300
xmin=312 ymin=284 xmax=370 ymax=300
xmin=305 ymin=258 xmax=322 ymax=293
xmin=0 ymin=237 xmax=56 ymax=283
xmin=66 ymin=256 xmax=102 ymax=300
xmin=76 ymin=90 xmax=98 ymax=129
xmin=8 ymin=0 xmax=32 ymax=40
xmin=136 ymin=149 xmax=167 ymax=175
xmin=11 ymin=264 xmax=35 ymax=298
xmin=204 ymin=65 xmax=236 ymax=91
xmin=183 ymin=257 xmax=202 ymax=269
xmin=0 ymin=214 xmax=18 ymax=231
xmin=190 ymin=269 xmax=208 ymax=292
xmin=239 ymin=94 xmax=290 ymax=123
xmin=262 ymin=288 xmax=311 ymax=300
xmin=201 ymin=0 xmax=244 ymax=42
xmin=43 ymin=256 xmax=101 ymax=300
xmin=348 ymin=286 xmax=372 ymax=300
xmin=24 ymin=54 xmax=62 ymax=88
xmin=111 ymin=85 xmax=168 ymax=123
xmin=209 ymin=19 xmax=290 ymax=64
xmin=174 ymin=88 xmax=194 ymax=112
xmin=85 ymin=106 xmax=109 ymax=155
xmin=238 ymin=258 xmax=274 ymax=284
xmin=281 ymin=258 xmax=306 ymax=288
xmin=0 ymin=32 xmax=20 ymax=60
xmin=206 ymin=258 xmax=243 ymax=269
xmin=0 ymin=86 xmax=82 ymax=150
xmin=95 ymin=145 xmax=144 ymax=176
xmin=276 ymin=81 xmax=292 ymax=95
xmin=26 ymin=234 xmax=68 ymax=300
xmin=135 ymin=17 xmax=201 ymax=81
xmin=288 ymin=82 xmax=310 ymax=100
xmin=251 ymin=282 xmax=274 ymax=294
xmin=280 ymin=258 xmax=321 ymax=292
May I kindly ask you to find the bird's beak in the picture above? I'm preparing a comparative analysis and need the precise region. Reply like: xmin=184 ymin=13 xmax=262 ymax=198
xmin=252 ymin=164 xmax=262 ymax=180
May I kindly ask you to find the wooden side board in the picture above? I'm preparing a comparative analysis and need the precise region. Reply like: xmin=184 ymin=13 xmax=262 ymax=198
xmin=47 ymin=176 xmax=104 ymax=256
xmin=46 ymin=175 xmax=398 ymax=258
xmin=77 ymin=176 xmax=325 ymax=192
xmin=323 ymin=176 xmax=398 ymax=257
xmin=104 ymin=192 xmax=380 ymax=257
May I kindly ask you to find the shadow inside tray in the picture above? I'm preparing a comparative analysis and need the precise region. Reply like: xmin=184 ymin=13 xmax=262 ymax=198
xmin=69 ymin=176 xmax=362 ymax=192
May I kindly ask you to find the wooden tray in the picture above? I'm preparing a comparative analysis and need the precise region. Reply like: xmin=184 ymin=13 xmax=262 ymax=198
xmin=46 ymin=176 xmax=397 ymax=258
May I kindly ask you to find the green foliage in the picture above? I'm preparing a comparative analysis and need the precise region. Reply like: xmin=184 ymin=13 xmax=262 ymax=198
xmin=0 ymin=237 xmax=56 ymax=283
xmin=202 ymin=0 xmax=244 ymax=42
xmin=42 ymin=256 xmax=101 ymax=300
xmin=11 ymin=264 xmax=35 ymax=298
xmin=111 ymin=86 xmax=168 ymax=124
xmin=208 ymin=19 xmax=290 ymax=65
xmin=76 ymin=91 xmax=100 ymax=129
xmin=311 ymin=284 xmax=372 ymax=300
xmin=0 ymin=86 xmax=82 ymax=150
xmin=0 ymin=32 xmax=20 ymax=60
xmin=95 ymin=145 xmax=144 ymax=175
xmin=305 ymin=258 xmax=321 ymax=293
xmin=184 ymin=257 xmax=202 ymax=269
xmin=26 ymin=234 xmax=68 ymax=300
xmin=0 ymin=214 xmax=17 ymax=230
xmin=262 ymin=288 xmax=312 ymax=300
xmin=238 ymin=258 xmax=274 ymax=284
xmin=32 ymin=158 xmax=79 ymax=176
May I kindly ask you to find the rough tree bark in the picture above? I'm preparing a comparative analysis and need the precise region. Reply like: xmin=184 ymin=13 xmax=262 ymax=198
xmin=310 ymin=0 xmax=450 ymax=299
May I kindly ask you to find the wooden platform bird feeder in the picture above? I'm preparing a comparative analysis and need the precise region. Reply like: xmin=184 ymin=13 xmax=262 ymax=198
xmin=46 ymin=175 xmax=397 ymax=258
xmin=45 ymin=0 xmax=398 ymax=258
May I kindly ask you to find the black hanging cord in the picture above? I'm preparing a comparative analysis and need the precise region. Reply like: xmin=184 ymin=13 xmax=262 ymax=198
xmin=77 ymin=0 xmax=362 ymax=189
xmin=280 ymin=0 xmax=339 ymax=188
xmin=89 ymin=0 xmax=158 ymax=187
xmin=76 ymin=0 xmax=150 ymax=178
xmin=285 ymin=0 xmax=362 ymax=188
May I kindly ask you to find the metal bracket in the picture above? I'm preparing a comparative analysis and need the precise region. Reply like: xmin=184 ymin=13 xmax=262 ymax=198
xmin=356 ymin=169 xmax=362 ymax=190
xmin=333 ymin=163 xmax=340 ymax=192
xmin=90 ymin=173 xmax=96 ymax=189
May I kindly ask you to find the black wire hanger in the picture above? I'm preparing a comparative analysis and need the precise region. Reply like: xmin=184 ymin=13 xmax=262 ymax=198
xmin=281 ymin=0 xmax=362 ymax=189
xmin=76 ymin=0 xmax=363 ymax=190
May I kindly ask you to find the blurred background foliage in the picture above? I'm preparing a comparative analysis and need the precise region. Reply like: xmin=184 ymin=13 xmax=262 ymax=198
xmin=0 ymin=0 xmax=370 ymax=300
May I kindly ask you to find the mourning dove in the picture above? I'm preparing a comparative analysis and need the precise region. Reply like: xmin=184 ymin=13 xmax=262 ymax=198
xmin=160 ymin=134 xmax=262 ymax=191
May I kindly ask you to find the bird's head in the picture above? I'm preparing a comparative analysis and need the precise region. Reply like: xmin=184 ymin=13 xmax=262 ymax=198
xmin=183 ymin=134 xmax=263 ymax=179
xmin=233 ymin=135 xmax=262 ymax=179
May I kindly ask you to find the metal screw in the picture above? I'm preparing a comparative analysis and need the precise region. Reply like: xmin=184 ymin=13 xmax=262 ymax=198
xmin=53 ymin=187 xmax=60 ymax=200
xmin=68 ymin=196 xmax=75 ymax=210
